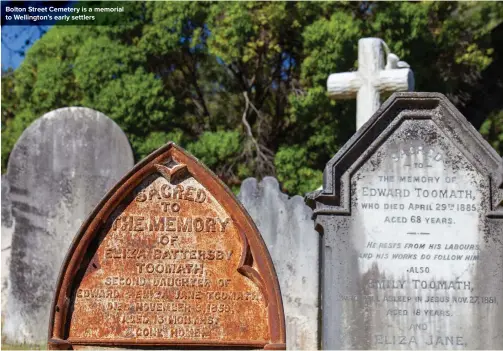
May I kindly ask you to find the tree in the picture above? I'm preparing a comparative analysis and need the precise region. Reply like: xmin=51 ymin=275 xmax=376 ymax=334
xmin=2 ymin=1 xmax=502 ymax=194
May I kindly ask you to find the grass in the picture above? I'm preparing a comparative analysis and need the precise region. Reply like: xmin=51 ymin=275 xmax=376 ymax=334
xmin=1 ymin=313 xmax=47 ymax=351
xmin=1 ymin=343 xmax=46 ymax=350
xmin=1 ymin=323 xmax=46 ymax=350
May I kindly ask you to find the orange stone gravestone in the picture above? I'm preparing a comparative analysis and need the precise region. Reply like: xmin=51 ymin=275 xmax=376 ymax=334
xmin=48 ymin=143 xmax=286 ymax=350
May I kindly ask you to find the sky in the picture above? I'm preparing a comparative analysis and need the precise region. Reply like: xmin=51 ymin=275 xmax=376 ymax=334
xmin=2 ymin=25 xmax=47 ymax=69
xmin=1 ymin=0 xmax=68 ymax=70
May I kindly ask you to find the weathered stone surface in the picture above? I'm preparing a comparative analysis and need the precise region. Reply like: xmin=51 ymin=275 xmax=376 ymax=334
xmin=327 ymin=38 xmax=414 ymax=129
xmin=48 ymin=143 xmax=285 ymax=350
xmin=2 ymin=175 xmax=14 ymax=315
xmin=307 ymin=93 xmax=503 ymax=350
xmin=3 ymin=107 xmax=134 ymax=344
xmin=238 ymin=177 xmax=319 ymax=350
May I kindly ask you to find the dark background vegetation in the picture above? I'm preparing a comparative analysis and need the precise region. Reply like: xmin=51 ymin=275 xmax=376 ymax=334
xmin=2 ymin=1 xmax=502 ymax=194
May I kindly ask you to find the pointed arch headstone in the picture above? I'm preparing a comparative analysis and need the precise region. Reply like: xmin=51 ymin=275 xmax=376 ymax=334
xmin=48 ymin=143 xmax=286 ymax=350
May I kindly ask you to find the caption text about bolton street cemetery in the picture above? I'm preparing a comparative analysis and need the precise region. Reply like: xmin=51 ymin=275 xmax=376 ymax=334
xmin=3 ymin=4 xmax=125 ymax=25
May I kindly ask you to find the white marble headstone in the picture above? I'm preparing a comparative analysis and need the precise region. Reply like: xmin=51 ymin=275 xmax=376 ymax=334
xmin=307 ymin=93 xmax=503 ymax=350
xmin=3 ymin=107 xmax=135 ymax=345
xmin=1 ymin=176 xmax=14 ymax=316
xmin=239 ymin=177 xmax=319 ymax=350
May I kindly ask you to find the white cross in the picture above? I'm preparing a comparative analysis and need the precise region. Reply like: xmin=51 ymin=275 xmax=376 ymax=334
xmin=327 ymin=38 xmax=414 ymax=129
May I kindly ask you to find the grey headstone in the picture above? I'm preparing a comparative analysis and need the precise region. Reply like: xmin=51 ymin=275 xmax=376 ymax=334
xmin=307 ymin=92 xmax=503 ymax=350
xmin=238 ymin=177 xmax=319 ymax=350
xmin=2 ymin=175 xmax=14 ymax=315
xmin=3 ymin=107 xmax=134 ymax=344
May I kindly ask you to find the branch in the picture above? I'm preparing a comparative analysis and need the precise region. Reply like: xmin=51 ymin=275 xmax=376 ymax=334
xmin=242 ymin=91 xmax=253 ymax=137
xmin=242 ymin=91 xmax=275 ymax=176
xmin=246 ymin=93 xmax=264 ymax=120
xmin=187 ymin=51 xmax=211 ymax=120
xmin=179 ymin=63 xmax=206 ymax=128
xmin=228 ymin=63 xmax=249 ymax=92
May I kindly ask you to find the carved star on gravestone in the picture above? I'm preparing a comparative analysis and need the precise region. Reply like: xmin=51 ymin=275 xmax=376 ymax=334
xmin=155 ymin=161 xmax=188 ymax=183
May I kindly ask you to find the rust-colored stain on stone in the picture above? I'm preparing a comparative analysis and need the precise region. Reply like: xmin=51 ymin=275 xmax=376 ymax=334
xmin=48 ymin=143 xmax=285 ymax=350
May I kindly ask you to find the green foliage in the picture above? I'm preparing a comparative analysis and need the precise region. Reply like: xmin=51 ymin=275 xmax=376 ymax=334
xmin=301 ymin=11 xmax=360 ymax=86
xmin=275 ymin=145 xmax=323 ymax=195
xmin=136 ymin=130 xmax=184 ymax=160
xmin=480 ymin=111 xmax=503 ymax=155
xmin=1 ymin=69 xmax=18 ymax=128
xmin=91 ymin=68 xmax=174 ymax=133
xmin=187 ymin=130 xmax=241 ymax=170
xmin=2 ymin=1 xmax=503 ymax=194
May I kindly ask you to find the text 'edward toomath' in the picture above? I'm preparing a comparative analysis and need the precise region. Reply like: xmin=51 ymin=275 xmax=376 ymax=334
xmin=307 ymin=93 xmax=503 ymax=350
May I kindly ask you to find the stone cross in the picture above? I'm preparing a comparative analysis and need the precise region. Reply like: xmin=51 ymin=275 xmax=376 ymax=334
xmin=327 ymin=38 xmax=414 ymax=129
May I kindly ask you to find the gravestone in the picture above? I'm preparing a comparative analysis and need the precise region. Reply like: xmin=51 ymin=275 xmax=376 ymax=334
xmin=48 ymin=143 xmax=286 ymax=350
xmin=3 ymin=107 xmax=135 ymax=345
xmin=2 ymin=176 xmax=14 ymax=314
xmin=306 ymin=93 xmax=503 ymax=349
xmin=238 ymin=177 xmax=319 ymax=350
xmin=327 ymin=38 xmax=414 ymax=129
